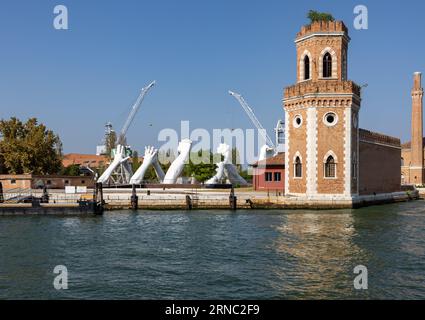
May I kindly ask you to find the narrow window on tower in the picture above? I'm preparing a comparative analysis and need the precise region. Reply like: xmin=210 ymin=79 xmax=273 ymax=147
xmin=324 ymin=155 xmax=336 ymax=178
xmin=304 ymin=55 xmax=310 ymax=80
xmin=323 ymin=52 xmax=332 ymax=78
xmin=294 ymin=157 xmax=302 ymax=178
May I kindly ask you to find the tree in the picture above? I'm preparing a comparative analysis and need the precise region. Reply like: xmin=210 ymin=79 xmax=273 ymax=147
xmin=307 ymin=10 xmax=335 ymax=23
xmin=0 ymin=117 xmax=63 ymax=175
xmin=131 ymin=150 xmax=141 ymax=172
xmin=60 ymin=164 xmax=81 ymax=176
xmin=183 ymin=150 xmax=217 ymax=183
xmin=105 ymin=130 xmax=117 ymax=158
xmin=0 ymin=153 xmax=6 ymax=174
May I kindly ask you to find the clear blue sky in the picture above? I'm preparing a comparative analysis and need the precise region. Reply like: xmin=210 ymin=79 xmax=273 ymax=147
xmin=0 ymin=0 xmax=424 ymax=154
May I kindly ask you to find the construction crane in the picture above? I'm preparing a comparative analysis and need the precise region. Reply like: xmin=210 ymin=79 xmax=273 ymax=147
xmin=97 ymin=80 xmax=156 ymax=185
xmin=117 ymin=80 xmax=156 ymax=145
xmin=229 ymin=91 xmax=275 ymax=148
xmin=228 ymin=90 xmax=277 ymax=160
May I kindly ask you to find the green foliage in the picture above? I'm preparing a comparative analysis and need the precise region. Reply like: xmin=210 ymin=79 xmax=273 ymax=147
xmin=239 ymin=169 xmax=252 ymax=182
xmin=131 ymin=150 xmax=141 ymax=172
xmin=181 ymin=148 xmax=248 ymax=183
xmin=183 ymin=150 xmax=218 ymax=183
xmin=0 ymin=117 xmax=63 ymax=174
xmin=60 ymin=164 xmax=81 ymax=176
xmin=0 ymin=154 xmax=6 ymax=174
xmin=105 ymin=130 xmax=117 ymax=158
xmin=307 ymin=10 xmax=335 ymax=23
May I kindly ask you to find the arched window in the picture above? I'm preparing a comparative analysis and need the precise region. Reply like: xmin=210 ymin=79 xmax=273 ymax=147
xmin=304 ymin=55 xmax=310 ymax=80
xmin=323 ymin=52 xmax=332 ymax=78
xmin=325 ymin=155 xmax=336 ymax=178
xmin=294 ymin=156 xmax=302 ymax=178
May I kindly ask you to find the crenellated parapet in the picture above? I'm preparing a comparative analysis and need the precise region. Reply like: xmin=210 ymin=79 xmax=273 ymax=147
xmin=284 ymin=80 xmax=360 ymax=98
xmin=296 ymin=20 xmax=349 ymax=40
xmin=283 ymin=80 xmax=361 ymax=110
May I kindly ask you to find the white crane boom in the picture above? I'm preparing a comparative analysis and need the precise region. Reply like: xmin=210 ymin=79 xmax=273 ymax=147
xmin=228 ymin=90 xmax=275 ymax=148
xmin=118 ymin=80 xmax=156 ymax=145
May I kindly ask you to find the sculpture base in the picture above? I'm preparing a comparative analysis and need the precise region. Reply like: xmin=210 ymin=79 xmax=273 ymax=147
xmin=205 ymin=184 xmax=233 ymax=189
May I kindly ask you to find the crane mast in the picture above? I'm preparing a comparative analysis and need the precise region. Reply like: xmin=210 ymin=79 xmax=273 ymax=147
xmin=118 ymin=80 xmax=156 ymax=145
xmin=228 ymin=90 xmax=275 ymax=148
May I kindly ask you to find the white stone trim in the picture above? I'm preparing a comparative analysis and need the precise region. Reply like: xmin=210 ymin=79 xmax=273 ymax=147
xmin=356 ymin=116 xmax=360 ymax=195
xmin=342 ymin=49 xmax=347 ymax=80
xmin=284 ymin=110 xmax=290 ymax=195
xmin=293 ymin=151 xmax=303 ymax=179
xmin=293 ymin=151 xmax=303 ymax=163
xmin=343 ymin=107 xmax=352 ymax=196
xmin=306 ymin=108 xmax=318 ymax=195
xmin=319 ymin=47 xmax=338 ymax=79
xmin=323 ymin=150 xmax=338 ymax=163
xmin=293 ymin=114 xmax=303 ymax=128
xmin=283 ymin=93 xmax=360 ymax=104
xmin=295 ymin=32 xmax=350 ymax=44
xmin=299 ymin=50 xmax=312 ymax=82
xmin=323 ymin=150 xmax=338 ymax=179
xmin=323 ymin=112 xmax=338 ymax=127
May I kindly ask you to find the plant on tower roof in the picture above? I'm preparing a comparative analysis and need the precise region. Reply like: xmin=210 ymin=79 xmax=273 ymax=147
xmin=307 ymin=10 xmax=335 ymax=23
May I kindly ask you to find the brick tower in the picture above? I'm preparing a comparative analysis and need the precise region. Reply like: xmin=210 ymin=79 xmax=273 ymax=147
xmin=283 ymin=20 xmax=361 ymax=199
xmin=410 ymin=72 xmax=424 ymax=185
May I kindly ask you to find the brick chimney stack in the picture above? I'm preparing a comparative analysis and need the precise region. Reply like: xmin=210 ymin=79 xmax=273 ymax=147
xmin=410 ymin=71 xmax=424 ymax=184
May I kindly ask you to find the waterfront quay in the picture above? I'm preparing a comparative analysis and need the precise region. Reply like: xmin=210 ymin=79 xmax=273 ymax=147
xmin=0 ymin=186 xmax=421 ymax=215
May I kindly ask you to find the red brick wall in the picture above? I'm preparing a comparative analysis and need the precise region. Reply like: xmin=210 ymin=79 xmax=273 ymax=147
xmin=359 ymin=142 xmax=401 ymax=195
xmin=0 ymin=174 xmax=95 ymax=191
xmin=316 ymin=107 xmax=345 ymax=194
xmin=253 ymin=167 xmax=285 ymax=192
xmin=287 ymin=109 xmax=307 ymax=194
xmin=0 ymin=174 xmax=32 ymax=190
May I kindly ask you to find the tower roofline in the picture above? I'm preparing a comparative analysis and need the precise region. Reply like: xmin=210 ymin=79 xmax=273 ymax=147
xmin=296 ymin=20 xmax=350 ymax=43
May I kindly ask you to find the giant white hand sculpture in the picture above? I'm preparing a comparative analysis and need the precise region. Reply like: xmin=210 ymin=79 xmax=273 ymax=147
xmin=151 ymin=154 xmax=165 ymax=183
xmin=130 ymin=146 xmax=158 ymax=184
xmin=258 ymin=144 xmax=275 ymax=162
xmin=205 ymin=162 xmax=225 ymax=184
xmin=97 ymin=144 xmax=130 ymax=184
xmin=162 ymin=139 xmax=192 ymax=184
xmin=206 ymin=143 xmax=248 ymax=186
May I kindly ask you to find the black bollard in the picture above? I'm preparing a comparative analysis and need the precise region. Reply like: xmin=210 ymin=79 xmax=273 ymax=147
xmin=131 ymin=184 xmax=138 ymax=210
xmin=42 ymin=186 xmax=49 ymax=203
xmin=93 ymin=183 xmax=104 ymax=215
xmin=0 ymin=182 xmax=3 ymax=203
xmin=185 ymin=195 xmax=192 ymax=210
xmin=229 ymin=187 xmax=237 ymax=210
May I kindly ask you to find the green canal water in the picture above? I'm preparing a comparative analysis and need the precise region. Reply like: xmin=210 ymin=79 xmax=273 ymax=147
xmin=0 ymin=201 xmax=424 ymax=299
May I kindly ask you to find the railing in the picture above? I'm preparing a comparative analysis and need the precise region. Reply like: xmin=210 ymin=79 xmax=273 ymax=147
xmin=0 ymin=188 xmax=94 ymax=205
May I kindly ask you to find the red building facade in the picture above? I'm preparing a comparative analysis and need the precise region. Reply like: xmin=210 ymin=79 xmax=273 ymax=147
xmin=252 ymin=153 xmax=285 ymax=192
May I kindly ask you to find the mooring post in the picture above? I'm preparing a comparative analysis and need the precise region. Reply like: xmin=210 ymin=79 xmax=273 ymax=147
xmin=42 ymin=186 xmax=49 ymax=203
xmin=0 ymin=182 xmax=4 ymax=203
xmin=94 ymin=182 xmax=104 ymax=215
xmin=185 ymin=195 xmax=192 ymax=210
xmin=229 ymin=186 xmax=237 ymax=210
xmin=131 ymin=184 xmax=138 ymax=210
